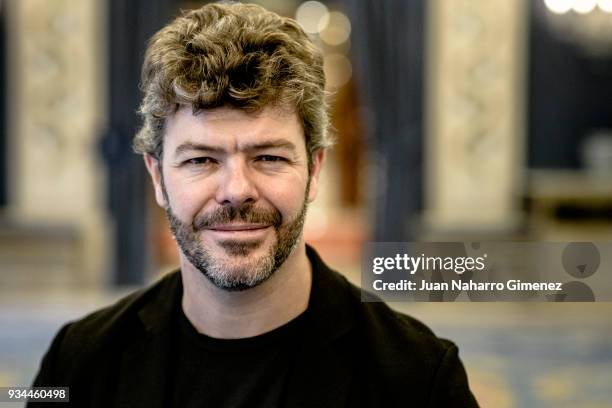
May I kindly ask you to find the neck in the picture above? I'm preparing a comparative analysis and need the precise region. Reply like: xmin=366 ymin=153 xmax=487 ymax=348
xmin=180 ymin=242 xmax=312 ymax=339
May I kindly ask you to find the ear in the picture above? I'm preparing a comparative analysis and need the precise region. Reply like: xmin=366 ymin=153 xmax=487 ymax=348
xmin=307 ymin=149 xmax=326 ymax=202
xmin=144 ymin=153 xmax=167 ymax=208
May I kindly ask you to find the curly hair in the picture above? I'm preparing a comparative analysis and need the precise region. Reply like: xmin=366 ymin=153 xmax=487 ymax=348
xmin=134 ymin=2 xmax=332 ymax=165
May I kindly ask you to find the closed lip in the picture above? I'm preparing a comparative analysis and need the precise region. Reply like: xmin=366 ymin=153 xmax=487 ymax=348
xmin=207 ymin=224 xmax=270 ymax=231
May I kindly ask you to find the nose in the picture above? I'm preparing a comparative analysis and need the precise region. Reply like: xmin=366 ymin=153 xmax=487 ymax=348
xmin=215 ymin=158 xmax=259 ymax=207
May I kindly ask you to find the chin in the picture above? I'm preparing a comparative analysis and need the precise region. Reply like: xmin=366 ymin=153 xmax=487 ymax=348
xmin=205 ymin=258 xmax=277 ymax=291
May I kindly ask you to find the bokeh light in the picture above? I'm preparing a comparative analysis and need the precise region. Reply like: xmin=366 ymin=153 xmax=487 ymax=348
xmin=597 ymin=0 xmax=612 ymax=12
xmin=295 ymin=1 xmax=329 ymax=34
xmin=319 ymin=11 xmax=352 ymax=46
xmin=544 ymin=0 xmax=574 ymax=14
xmin=573 ymin=0 xmax=597 ymax=13
xmin=324 ymin=53 xmax=352 ymax=88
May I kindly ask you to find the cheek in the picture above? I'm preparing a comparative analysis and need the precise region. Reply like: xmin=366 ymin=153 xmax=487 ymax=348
xmin=164 ymin=176 xmax=214 ymax=220
xmin=262 ymin=179 xmax=308 ymax=218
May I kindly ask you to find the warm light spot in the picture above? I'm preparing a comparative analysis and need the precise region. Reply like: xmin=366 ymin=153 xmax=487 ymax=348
xmin=295 ymin=1 xmax=329 ymax=34
xmin=573 ymin=0 xmax=597 ymax=13
xmin=323 ymin=54 xmax=352 ymax=88
xmin=597 ymin=0 xmax=612 ymax=12
xmin=544 ymin=0 xmax=574 ymax=14
xmin=319 ymin=11 xmax=352 ymax=46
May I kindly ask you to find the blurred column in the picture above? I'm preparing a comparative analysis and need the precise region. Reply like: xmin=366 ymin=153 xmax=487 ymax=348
xmin=345 ymin=0 xmax=426 ymax=241
xmin=102 ymin=0 xmax=174 ymax=285
xmin=424 ymin=0 xmax=527 ymax=235
xmin=4 ymin=0 xmax=109 ymax=288
xmin=0 ymin=5 xmax=6 ymax=207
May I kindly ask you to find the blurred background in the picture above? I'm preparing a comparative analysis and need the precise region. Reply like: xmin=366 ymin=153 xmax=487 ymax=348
xmin=1 ymin=0 xmax=612 ymax=406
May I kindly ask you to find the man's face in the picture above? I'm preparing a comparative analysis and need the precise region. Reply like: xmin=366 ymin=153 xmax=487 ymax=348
xmin=145 ymin=105 xmax=324 ymax=291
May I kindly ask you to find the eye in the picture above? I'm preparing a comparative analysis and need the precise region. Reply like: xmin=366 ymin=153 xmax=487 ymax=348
xmin=184 ymin=157 xmax=217 ymax=166
xmin=256 ymin=155 xmax=287 ymax=163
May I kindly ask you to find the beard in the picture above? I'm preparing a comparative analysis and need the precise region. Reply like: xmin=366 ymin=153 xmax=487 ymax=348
xmin=164 ymin=185 xmax=309 ymax=292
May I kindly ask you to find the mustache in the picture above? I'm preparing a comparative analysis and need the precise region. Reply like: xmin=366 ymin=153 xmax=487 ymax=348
xmin=193 ymin=203 xmax=282 ymax=230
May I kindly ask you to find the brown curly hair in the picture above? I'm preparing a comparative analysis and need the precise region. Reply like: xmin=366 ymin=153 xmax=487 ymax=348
xmin=134 ymin=2 xmax=332 ymax=166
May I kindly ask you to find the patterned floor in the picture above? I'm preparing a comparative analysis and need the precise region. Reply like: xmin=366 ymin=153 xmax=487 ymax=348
xmin=1 ymin=295 xmax=611 ymax=407
xmin=401 ymin=303 xmax=612 ymax=407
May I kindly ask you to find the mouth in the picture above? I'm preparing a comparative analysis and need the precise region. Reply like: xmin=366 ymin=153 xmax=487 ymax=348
xmin=207 ymin=224 xmax=270 ymax=232
xmin=204 ymin=224 xmax=272 ymax=243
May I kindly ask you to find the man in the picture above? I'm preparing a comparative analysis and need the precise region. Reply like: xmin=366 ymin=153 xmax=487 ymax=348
xmin=30 ymin=2 xmax=479 ymax=407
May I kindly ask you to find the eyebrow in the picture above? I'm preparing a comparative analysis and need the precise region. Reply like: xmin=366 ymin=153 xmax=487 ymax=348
xmin=173 ymin=139 xmax=298 ymax=157
xmin=174 ymin=142 xmax=224 ymax=157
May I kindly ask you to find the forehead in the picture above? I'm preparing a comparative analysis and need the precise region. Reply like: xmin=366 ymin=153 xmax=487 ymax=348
xmin=164 ymin=105 xmax=305 ymax=152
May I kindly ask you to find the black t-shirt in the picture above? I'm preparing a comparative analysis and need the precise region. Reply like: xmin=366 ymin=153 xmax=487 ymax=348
xmin=169 ymin=305 xmax=308 ymax=408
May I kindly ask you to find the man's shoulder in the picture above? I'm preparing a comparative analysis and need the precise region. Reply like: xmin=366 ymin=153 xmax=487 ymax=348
xmin=332 ymin=276 xmax=477 ymax=406
xmin=54 ymin=271 xmax=181 ymax=361
xmin=69 ymin=271 xmax=178 ymax=329
xmin=308 ymin=246 xmax=454 ymax=361
xmin=343 ymin=278 xmax=454 ymax=355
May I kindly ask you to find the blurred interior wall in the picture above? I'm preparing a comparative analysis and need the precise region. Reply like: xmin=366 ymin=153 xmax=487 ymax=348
xmin=424 ymin=0 xmax=528 ymax=235
xmin=528 ymin=2 xmax=612 ymax=169
xmin=3 ymin=0 xmax=109 ymax=289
